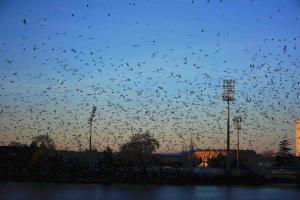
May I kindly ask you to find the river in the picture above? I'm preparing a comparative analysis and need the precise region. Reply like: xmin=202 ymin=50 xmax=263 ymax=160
xmin=0 ymin=183 xmax=299 ymax=200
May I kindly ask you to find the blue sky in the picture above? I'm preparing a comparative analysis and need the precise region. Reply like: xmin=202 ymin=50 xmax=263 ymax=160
xmin=0 ymin=0 xmax=300 ymax=153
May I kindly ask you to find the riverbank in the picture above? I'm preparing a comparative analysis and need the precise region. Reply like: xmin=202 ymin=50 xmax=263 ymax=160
xmin=2 ymin=174 xmax=299 ymax=186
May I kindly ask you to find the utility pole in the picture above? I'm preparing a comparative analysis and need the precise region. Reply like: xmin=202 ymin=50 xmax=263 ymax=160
xmin=88 ymin=106 xmax=97 ymax=151
xmin=222 ymin=79 xmax=235 ymax=176
xmin=233 ymin=115 xmax=242 ymax=175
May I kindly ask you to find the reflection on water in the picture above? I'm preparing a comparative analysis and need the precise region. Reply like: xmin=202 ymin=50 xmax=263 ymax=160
xmin=0 ymin=183 xmax=299 ymax=200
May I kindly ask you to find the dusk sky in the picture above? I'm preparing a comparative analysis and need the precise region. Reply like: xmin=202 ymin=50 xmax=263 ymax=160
xmin=0 ymin=0 xmax=299 ymax=153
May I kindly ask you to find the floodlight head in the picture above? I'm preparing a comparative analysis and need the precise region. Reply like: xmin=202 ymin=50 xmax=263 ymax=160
xmin=233 ymin=116 xmax=242 ymax=130
xmin=222 ymin=79 xmax=235 ymax=102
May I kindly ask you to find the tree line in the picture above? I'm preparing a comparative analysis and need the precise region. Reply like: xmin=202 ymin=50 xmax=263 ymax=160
xmin=0 ymin=132 xmax=298 ymax=184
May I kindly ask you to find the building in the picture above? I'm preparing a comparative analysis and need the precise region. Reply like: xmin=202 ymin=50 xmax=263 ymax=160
xmin=296 ymin=120 xmax=300 ymax=157
xmin=193 ymin=149 xmax=257 ymax=168
xmin=194 ymin=150 xmax=226 ymax=167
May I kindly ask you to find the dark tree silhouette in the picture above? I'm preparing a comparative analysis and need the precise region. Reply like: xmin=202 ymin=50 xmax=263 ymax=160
xmin=119 ymin=130 xmax=159 ymax=177
xmin=275 ymin=139 xmax=294 ymax=169
xmin=31 ymin=134 xmax=55 ymax=150
xmin=119 ymin=130 xmax=159 ymax=161
xmin=100 ymin=146 xmax=115 ymax=182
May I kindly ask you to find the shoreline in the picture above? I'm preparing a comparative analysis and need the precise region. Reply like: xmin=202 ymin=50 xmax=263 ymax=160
xmin=1 ymin=181 xmax=299 ymax=189
xmin=1 ymin=176 xmax=298 ymax=187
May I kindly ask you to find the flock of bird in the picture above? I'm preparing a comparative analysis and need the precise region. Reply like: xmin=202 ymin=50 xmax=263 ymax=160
xmin=0 ymin=0 xmax=299 ymax=153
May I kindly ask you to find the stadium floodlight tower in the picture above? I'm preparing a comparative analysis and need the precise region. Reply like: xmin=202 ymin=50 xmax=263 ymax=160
xmin=233 ymin=115 xmax=242 ymax=175
xmin=222 ymin=79 xmax=235 ymax=176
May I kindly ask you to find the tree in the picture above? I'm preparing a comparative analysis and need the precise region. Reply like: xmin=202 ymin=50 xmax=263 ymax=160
xmin=30 ymin=134 xmax=55 ymax=150
xmin=275 ymin=139 xmax=294 ymax=169
xmin=100 ymin=146 xmax=115 ymax=182
xmin=119 ymin=130 xmax=159 ymax=162
xmin=118 ymin=131 xmax=159 ymax=178
xmin=28 ymin=135 xmax=56 ymax=180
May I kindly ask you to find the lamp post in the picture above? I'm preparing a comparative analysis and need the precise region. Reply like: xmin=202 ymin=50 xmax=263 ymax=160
xmin=233 ymin=115 xmax=242 ymax=175
xmin=222 ymin=79 xmax=235 ymax=176
xmin=88 ymin=106 xmax=97 ymax=151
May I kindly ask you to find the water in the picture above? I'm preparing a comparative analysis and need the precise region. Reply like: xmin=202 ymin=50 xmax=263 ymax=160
xmin=0 ymin=183 xmax=299 ymax=200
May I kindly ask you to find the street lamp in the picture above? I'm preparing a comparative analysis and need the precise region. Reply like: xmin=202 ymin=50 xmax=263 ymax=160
xmin=222 ymin=79 xmax=235 ymax=176
xmin=88 ymin=106 xmax=97 ymax=151
xmin=233 ymin=115 xmax=242 ymax=175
